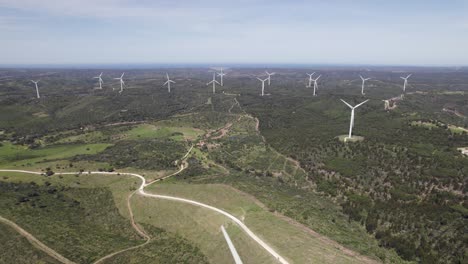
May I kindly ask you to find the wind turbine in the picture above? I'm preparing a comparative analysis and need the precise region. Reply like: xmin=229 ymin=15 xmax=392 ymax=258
xmin=217 ymin=68 xmax=226 ymax=86
xmin=31 ymin=80 xmax=40 ymax=99
xmin=311 ymin=75 xmax=321 ymax=96
xmin=400 ymin=74 xmax=412 ymax=92
xmin=359 ymin=75 xmax=372 ymax=95
xmin=94 ymin=72 xmax=104 ymax=89
xmin=306 ymin=72 xmax=315 ymax=87
xmin=114 ymin=73 xmax=125 ymax=94
xmin=164 ymin=73 xmax=175 ymax=93
xmin=265 ymin=71 xmax=276 ymax=86
xmin=207 ymin=73 xmax=220 ymax=94
xmin=257 ymin=77 xmax=268 ymax=96
xmin=340 ymin=99 xmax=369 ymax=140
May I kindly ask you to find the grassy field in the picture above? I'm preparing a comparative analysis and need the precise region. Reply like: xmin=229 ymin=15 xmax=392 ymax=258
xmin=124 ymin=123 xmax=204 ymax=142
xmin=0 ymin=180 xmax=142 ymax=263
xmin=0 ymin=222 xmax=61 ymax=264
xmin=131 ymin=192 xmax=279 ymax=264
xmin=144 ymin=182 xmax=381 ymax=264
xmin=0 ymin=172 xmax=208 ymax=263
xmin=0 ymin=141 xmax=112 ymax=168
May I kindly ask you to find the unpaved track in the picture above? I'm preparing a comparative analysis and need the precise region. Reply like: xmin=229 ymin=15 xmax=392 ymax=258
xmin=0 ymin=162 xmax=289 ymax=264
xmin=0 ymin=215 xmax=76 ymax=264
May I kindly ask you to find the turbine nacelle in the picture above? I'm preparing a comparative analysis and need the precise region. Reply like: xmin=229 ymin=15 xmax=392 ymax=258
xmin=164 ymin=73 xmax=175 ymax=92
xmin=340 ymin=99 xmax=369 ymax=139
xmin=114 ymin=72 xmax=125 ymax=94
xmin=207 ymin=73 xmax=220 ymax=93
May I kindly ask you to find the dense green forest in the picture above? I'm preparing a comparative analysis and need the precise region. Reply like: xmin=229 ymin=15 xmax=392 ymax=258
xmin=0 ymin=67 xmax=467 ymax=263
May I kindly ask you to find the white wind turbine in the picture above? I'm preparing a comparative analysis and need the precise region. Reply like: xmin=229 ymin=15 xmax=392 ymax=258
xmin=359 ymin=75 xmax=372 ymax=95
xmin=114 ymin=73 xmax=125 ymax=94
xmin=265 ymin=71 xmax=276 ymax=86
xmin=217 ymin=68 xmax=226 ymax=86
xmin=164 ymin=73 xmax=175 ymax=93
xmin=257 ymin=77 xmax=268 ymax=96
xmin=400 ymin=74 xmax=412 ymax=92
xmin=207 ymin=73 xmax=220 ymax=94
xmin=306 ymin=72 xmax=315 ymax=87
xmin=340 ymin=99 xmax=369 ymax=140
xmin=94 ymin=72 xmax=104 ymax=89
xmin=311 ymin=75 xmax=321 ymax=96
xmin=31 ymin=80 xmax=40 ymax=99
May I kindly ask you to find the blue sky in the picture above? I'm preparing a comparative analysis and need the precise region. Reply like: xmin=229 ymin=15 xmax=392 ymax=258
xmin=1 ymin=0 xmax=467 ymax=65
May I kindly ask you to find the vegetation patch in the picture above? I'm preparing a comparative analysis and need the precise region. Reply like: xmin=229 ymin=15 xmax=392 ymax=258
xmin=78 ymin=139 xmax=187 ymax=170
xmin=0 ymin=181 xmax=142 ymax=263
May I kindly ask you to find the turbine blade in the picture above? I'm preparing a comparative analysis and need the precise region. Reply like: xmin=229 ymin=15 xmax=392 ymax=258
xmin=340 ymin=99 xmax=353 ymax=109
xmin=406 ymin=74 xmax=412 ymax=78
xmin=355 ymin=99 xmax=370 ymax=108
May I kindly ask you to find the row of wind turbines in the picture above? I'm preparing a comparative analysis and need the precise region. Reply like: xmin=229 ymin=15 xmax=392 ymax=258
xmin=28 ymin=70 xmax=414 ymax=141
xmin=29 ymin=70 xmax=412 ymax=100
xmin=94 ymin=70 xmax=412 ymax=141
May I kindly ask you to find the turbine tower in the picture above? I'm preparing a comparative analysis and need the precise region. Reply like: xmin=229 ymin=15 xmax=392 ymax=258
xmin=311 ymin=75 xmax=321 ymax=96
xmin=400 ymin=74 xmax=412 ymax=92
xmin=306 ymin=72 xmax=315 ymax=87
xmin=31 ymin=80 xmax=40 ymax=99
xmin=265 ymin=71 xmax=276 ymax=86
xmin=257 ymin=77 xmax=268 ymax=96
xmin=164 ymin=73 xmax=175 ymax=93
xmin=94 ymin=72 xmax=104 ymax=89
xmin=217 ymin=68 xmax=226 ymax=86
xmin=340 ymin=99 xmax=369 ymax=140
xmin=207 ymin=73 xmax=220 ymax=94
xmin=359 ymin=75 xmax=372 ymax=95
xmin=114 ymin=73 xmax=125 ymax=94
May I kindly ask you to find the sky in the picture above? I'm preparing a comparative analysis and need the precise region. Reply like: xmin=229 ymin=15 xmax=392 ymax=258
xmin=1 ymin=0 xmax=467 ymax=66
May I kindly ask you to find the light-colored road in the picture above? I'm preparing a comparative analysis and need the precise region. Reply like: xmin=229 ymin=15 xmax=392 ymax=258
xmin=0 ymin=215 xmax=76 ymax=264
xmin=0 ymin=168 xmax=289 ymax=264
xmin=221 ymin=225 xmax=243 ymax=264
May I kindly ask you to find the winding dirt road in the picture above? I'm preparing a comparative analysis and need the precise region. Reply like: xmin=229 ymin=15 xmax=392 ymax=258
xmin=0 ymin=167 xmax=289 ymax=264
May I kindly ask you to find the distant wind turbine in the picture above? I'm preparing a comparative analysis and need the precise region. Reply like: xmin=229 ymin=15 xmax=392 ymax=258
xmin=114 ymin=73 xmax=125 ymax=94
xmin=164 ymin=73 xmax=175 ymax=93
xmin=340 ymin=99 xmax=369 ymax=140
xmin=359 ymin=75 xmax=372 ymax=95
xmin=217 ymin=68 xmax=226 ymax=86
xmin=311 ymin=75 xmax=321 ymax=96
xmin=400 ymin=74 xmax=412 ymax=92
xmin=257 ymin=77 xmax=268 ymax=96
xmin=94 ymin=72 xmax=104 ymax=89
xmin=306 ymin=72 xmax=315 ymax=87
xmin=207 ymin=73 xmax=220 ymax=94
xmin=31 ymin=80 xmax=40 ymax=99
xmin=265 ymin=71 xmax=275 ymax=86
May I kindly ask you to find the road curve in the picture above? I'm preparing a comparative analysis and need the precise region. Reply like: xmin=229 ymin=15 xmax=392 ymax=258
xmin=0 ymin=169 xmax=289 ymax=264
